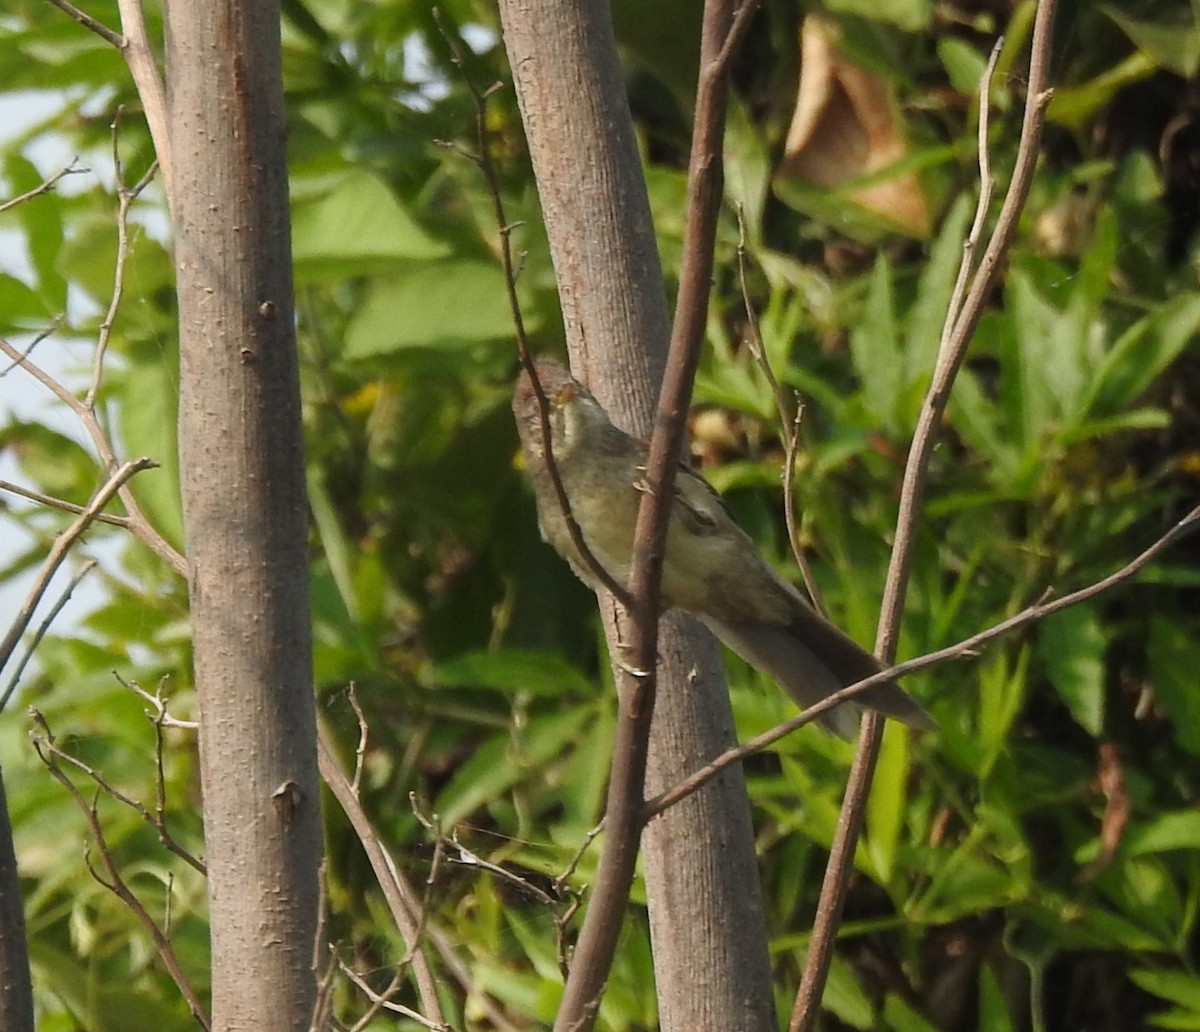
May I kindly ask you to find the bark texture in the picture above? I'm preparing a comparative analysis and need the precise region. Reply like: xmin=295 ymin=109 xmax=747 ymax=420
xmin=0 ymin=766 xmax=33 ymax=1032
xmin=496 ymin=2 xmax=777 ymax=1028
xmin=165 ymin=3 xmax=322 ymax=1028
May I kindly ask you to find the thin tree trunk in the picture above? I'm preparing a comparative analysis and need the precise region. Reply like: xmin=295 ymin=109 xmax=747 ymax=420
xmin=165 ymin=3 xmax=322 ymax=1028
xmin=0 ymin=765 xmax=34 ymax=1032
xmin=496 ymin=2 xmax=777 ymax=1028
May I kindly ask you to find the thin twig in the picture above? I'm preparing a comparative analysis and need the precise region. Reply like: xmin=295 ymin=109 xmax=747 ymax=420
xmin=0 ymin=319 xmax=64 ymax=376
xmin=0 ymin=558 xmax=96 ymax=709
xmin=554 ymin=3 xmax=761 ymax=1028
xmin=42 ymin=0 xmax=124 ymax=45
xmin=28 ymin=695 xmax=206 ymax=874
xmin=338 ymin=960 xmax=457 ymax=1032
xmin=791 ymin=11 xmax=1057 ymax=1024
xmin=647 ymin=502 xmax=1199 ymax=820
xmin=87 ymin=108 xmax=159 ymax=408
xmin=0 ymin=479 xmax=130 ymax=527
xmin=434 ymin=11 xmax=630 ymax=605
xmin=735 ymin=209 xmax=825 ymax=614
xmin=0 ymin=339 xmax=187 ymax=577
xmin=316 ymin=723 xmax=446 ymax=1025
xmin=0 ymin=457 xmax=157 ymax=707
xmin=0 ymin=159 xmax=88 ymax=215
xmin=31 ymin=711 xmax=211 ymax=1031
xmin=119 ymin=672 xmax=198 ymax=730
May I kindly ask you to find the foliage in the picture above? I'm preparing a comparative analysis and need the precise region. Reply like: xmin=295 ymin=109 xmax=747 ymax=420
xmin=0 ymin=0 xmax=1198 ymax=1029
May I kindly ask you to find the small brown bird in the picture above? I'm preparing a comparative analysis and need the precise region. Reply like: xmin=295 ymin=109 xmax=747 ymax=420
xmin=513 ymin=360 xmax=934 ymax=736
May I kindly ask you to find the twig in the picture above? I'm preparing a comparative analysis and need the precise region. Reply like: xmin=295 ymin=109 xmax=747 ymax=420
xmin=735 ymin=210 xmax=825 ymax=614
xmin=28 ymin=693 xmax=206 ymax=874
xmin=0 ymin=457 xmax=157 ymax=707
xmin=338 ymin=960 xmax=457 ymax=1032
xmin=434 ymin=11 xmax=630 ymax=605
xmin=0 ymin=159 xmax=88 ymax=215
xmin=0 ymin=558 xmax=96 ymax=710
xmin=791 ymin=11 xmax=1057 ymax=1024
xmin=87 ymin=108 xmax=159 ymax=408
xmin=0 ymin=339 xmax=187 ymax=577
xmin=647 ymin=502 xmax=1199 ymax=820
xmin=43 ymin=0 xmax=173 ymax=201
xmin=316 ymin=723 xmax=445 ymax=1024
xmin=554 ymin=3 xmax=760 ymax=1029
xmin=42 ymin=0 xmax=123 ymax=46
xmin=114 ymin=0 xmax=173 ymax=204
xmin=119 ymin=672 xmax=198 ymax=730
xmin=0 ymin=319 xmax=64 ymax=376
xmin=0 ymin=479 xmax=130 ymax=527
xmin=31 ymin=711 xmax=211 ymax=1031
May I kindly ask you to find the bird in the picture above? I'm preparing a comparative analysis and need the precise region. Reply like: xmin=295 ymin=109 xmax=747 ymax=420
xmin=512 ymin=359 xmax=934 ymax=737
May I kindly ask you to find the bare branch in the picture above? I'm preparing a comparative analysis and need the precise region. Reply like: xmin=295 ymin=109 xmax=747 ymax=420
xmin=736 ymin=211 xmax=824 ymax=614
xmin=87 ymin=108 xmax=159 ymax=408
xmin=0 ymin=479 xmax=130 ymax=527
xmin=0 ymin=159 xmax=88 ymax=215
xmin=115 ymin=0 xmax=173 ymax=203
xmin=0 ymin=338 xmax=188 ymax=578
xmin=434 ymin=13 xmax=630 ymax=605
xmin=647 ymin=502 xmax=1199 ymax=820
xmin=316 ymin=724 xmax=445 ymax=1024
xmin=0 ymin=457 xmax=157 ymax=709
xmin=28 ymin=692 xmax=206 ymax=874
xmin=0 ymin=558 xmax=96 ymax=707
xmin=338 ymin=960 xmax=456 ymax=1032
xmin=31 ymin=712 xmax=211 ymax=1030
xmin=553 ymin=3 xmax=762 ymax=1028
xmin=790 ymin=10 xmax=1057 ymax=1026
xmin=42 ymin=0 xmax=123 ymax=45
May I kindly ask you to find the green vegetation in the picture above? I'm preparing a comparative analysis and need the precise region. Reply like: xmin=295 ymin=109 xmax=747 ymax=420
xmin=1 ymin=0 xmax=1198 ymax=1028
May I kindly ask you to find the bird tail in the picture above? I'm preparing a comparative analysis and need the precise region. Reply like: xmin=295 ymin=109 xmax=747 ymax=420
xmin=701 ymin=617 xmax=935 ymax=738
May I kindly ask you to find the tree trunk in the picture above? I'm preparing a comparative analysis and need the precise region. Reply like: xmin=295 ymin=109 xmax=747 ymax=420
xmin=0 ymin=766 xmax=33 ymax=1032
xmin=165 ymin=3 xmax=322 ymax=1028
xmin=496 ymin=1 xmax=777 ymax=1028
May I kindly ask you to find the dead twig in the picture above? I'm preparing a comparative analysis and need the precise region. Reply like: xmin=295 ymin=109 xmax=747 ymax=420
xmin=736 ymin=209 xmax=825 ymax=614
xmin=647 ymin=502 xmax=1198 ymax=820
xmin=317 ymin=724 xmax=445 ymax=1024
xmin=434 ymin=11 xmax=630 ymax=605
xmin=0 ymin=159 xmax=88 ymax=215
xmin=0 ymin=558 xmax=97 ymax=709
xmin=554 ymin=4 xmax=761 ymax=1029
xmin=0 ymin=339 xmax=187 ymax=578
xmin=789 ymin=10 xmax=1055 ymax=1026
xmin=0 ymin=457 xmax=158 ymax=711
xmin=30 ymin=710 xmax=210 ymax=1031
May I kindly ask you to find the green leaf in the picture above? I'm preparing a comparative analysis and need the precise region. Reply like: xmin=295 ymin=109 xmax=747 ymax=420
xmin=883 ymin=993 xmax=939 ymax=1032
xmin=423 ymin=649 xmax=593 ymax=698
xmin=1148 ymin=616 xmax=1200 ymax=755
xmin=938 ymin=37 xmax=989 ymax=95
xmin=291 ymin=170 xmax=450 ymax=280
xmin=1083 ymin=293 xmax=1200 ymax=418
xmin=1130 ymin=967 xmax=1200 ymax=1013
xmin=904 ymin=193 xmax=974 ymax=382
xmin=1037 ymin=604 xmax=1106 ymax=735
xmin=1101 ymin=5 xmax=1200 ymax=77
xmin=865 ymin=720 xmax=909 ymax=884
xmin=823 ymin=0 xmax=932 ymax=31
xmin=344 ymin=260 xmax=527 ymax=358
xmin=849 ymin=255 xmax=902 ymax=432
xmin=978 ymin=962 xmax=1017 ymax=1032
xmin=1126 ymin=812 xmax=1200 ymax=856
xmin=3 ymin=153 xmax=67 ymax=310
